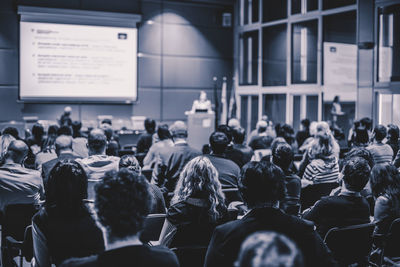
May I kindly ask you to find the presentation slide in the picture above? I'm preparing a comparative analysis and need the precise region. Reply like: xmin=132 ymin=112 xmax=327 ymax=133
xmin=20 ymin=21 xmax=137 ymax=102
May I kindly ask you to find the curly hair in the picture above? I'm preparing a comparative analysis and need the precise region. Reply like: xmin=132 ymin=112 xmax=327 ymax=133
xmin=45 ymin=159 xmax=88 ymax=216
xmin=95 ymin=169 xmax=152 ymax=239
xmin=119 ymin=154 xmax=141 ymax=175
xmin=171 ymin=156 xmax=226 ymax=223
xmin=342 ymin=157 xmax=371 ymax=192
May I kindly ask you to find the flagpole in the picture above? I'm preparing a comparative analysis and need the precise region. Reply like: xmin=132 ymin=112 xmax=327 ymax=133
xmin=213 ymin=77 xmax=219 ymax=130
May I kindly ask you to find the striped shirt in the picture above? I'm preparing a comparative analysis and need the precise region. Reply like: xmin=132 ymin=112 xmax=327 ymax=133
xmin=367 ymin=143 xmax=393 ymax=165
xmin=303 ymin=156 xmax=339 ymax=184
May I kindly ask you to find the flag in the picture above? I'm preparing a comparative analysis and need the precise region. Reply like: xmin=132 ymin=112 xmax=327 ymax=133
xmin=220 ymin=77 xmax=228 ymax=125
xmin=228 ymin=78 xmax=237 ymax=119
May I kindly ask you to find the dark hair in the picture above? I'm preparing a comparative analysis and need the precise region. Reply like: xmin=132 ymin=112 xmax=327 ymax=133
xmin=45 ymin=160 xmax=88 ymax=215
xmin=239 ymin=161 xmax=285 ymax=208
xmin=71 ymin=121 xmax=82 ymax=138
xmin=41 ymin=125 xmax=59 ymax=152
xmin=360 ymin=117 xmax=372 ymax=131
xmin=95 ymin=169 xmax=152 ymax=239
xmin=277 ymin=124 xmax=295 ymax=145
xmin=374 ymin=125 xmax=387 ymax=142
xmin=3 ymin=127 xmax=19 ymax=139
xmin=272 ymin=143 xmax=293 ymax=171
xmin=101 ymin=119 xmax=112 ymax=126
xmin=157 ymin=124 xmax=171 ymax=141
xmin=342 ymin=157 xmax=370 ymax=192
xmin=232 ymin=127 xmax=246 ymax=144
xmin=88 ymin=129 xmax=107 ymax=153
xmin=271 ymin=137 xmax=288 ymax=155
xmin=119 ymin=155 xmax=141 ymax=175
xmin=209 ymin=131 xmax=229 ymax=154
xmin=57 ymin=125 xmax=73 ymax=136
xmin=344 ymin=147 xmax=374 ymax=169
xmin=32 ymin=123 xmax=44 ymax=141
xmin=217 ymin=125 xmax=233 ymax=143
xmin=333 ymin=96 xmax=339 ymax=103
xmin=301 ymin=119 xmax=310 ymax=129
xmin=144 ymin=118 xmax=156 ymax=134
xmin=354 ymin=128 xmax=369 ymax=145
xmin=387 ymin=124 xmax=399 ymax=142
xmin=48 ymin=125 xmax=59 ymax=136
xmin=370 ymin=164 xmax=400 ymax=216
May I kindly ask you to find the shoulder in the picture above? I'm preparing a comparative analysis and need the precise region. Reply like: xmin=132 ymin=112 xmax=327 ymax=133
xmin=167 ymin=201 xmax=190 ymax=224
xmin=148 ymin=245 xmax=179 ymax=265
xmin=59 ymin=255 xmax=98 ymax=267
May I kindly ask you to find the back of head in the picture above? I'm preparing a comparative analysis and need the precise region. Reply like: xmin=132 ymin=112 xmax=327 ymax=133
xmin=301 ymin=119 xmax=310 ymax=129
xmin=64 ymin=106 xmax=72 ymax=115
xmin=3 ymin=127 xmax=19 ymax=140
xmin=32 ymin=123 xmax=44 ymax=140
xmin=342 ymin=157 xmax=370 ymax=192
xmin=71 ymin=121 xmax=82 ymax=137
xmin=101 ymin=119 xmax=112 ymax=126
xmin=157 ymin=124 xmax=172 ymax=141
xmin=88 ymin=129 xmax=107 ymax=154
xmin=344 ymin=147 xmax=374 ymax=169
xmin=144 ymin=118 xmax=156 ymax=134
xmin=387 ymin=124 xmax=400 ymax=142
xmin=271 ymin=137 xmax=288 ymax=155
xmin=228 ymin=118 xmax=240 ymax=130
xmin=370 ymin=164 xmax=400 ymax=199
xmin=257 ymin=120 xmax=268 ymax=133
xmin=354 ymin=128 xmax=369 ymax=145
xmin=217 ymin=125 xmax=233 ymax=143
xmin=239 ymin=161 xmax=285 ymax=208
xmin=55 ymin=135 xmax=73 ymax=152
xmin=57 ymin=125 xmax=73 ymax=137
xmin=278 ymin=124 xmax=295 ymax=145
xmin=45 ymin=159 xmax=88 ymax=215
xmin=310 ymin=121 xmax=333 ymax=158
xmin=209 ymin=131 xmax=229 ymax=154
xmin=5 ymin=140 xmax=28 ymax=164
xmin=272 ymin=143 xmax=293 ymax=171
xmin=233 ymin=127 xmax=246 ymax=145
xmin=237 ymin=231 xmax=304 ymax=267
xmin=0 ymin=134 xmax=16 ymax=158
xmin=48 ymin=125 xmax=59 ymax=136
xmin=95 ymin=169 xmax=152 ymax=240
xmin=119 ymin=155 xmax=141 ymax=175
xmin=374 ymin=125 xmax=387 ymax=142
xmin=170 ymin=120 xmax=188 ymax=139
xmin=360 ymin=117 xmax=373 ymax=131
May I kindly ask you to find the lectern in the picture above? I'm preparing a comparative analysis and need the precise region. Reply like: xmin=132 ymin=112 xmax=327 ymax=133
xmin=187 ymin=113 xmax=215 ymax=151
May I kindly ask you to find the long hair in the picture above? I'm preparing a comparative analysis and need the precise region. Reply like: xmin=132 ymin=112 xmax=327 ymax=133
xmin=171 ymin=156 xmax=226 ymax=222
xmin=308 ymin=121 xmax=337 ymax=159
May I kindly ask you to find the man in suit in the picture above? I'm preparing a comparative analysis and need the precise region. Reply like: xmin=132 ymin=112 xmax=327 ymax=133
xmin=42 ymin=135 xmax=81 ymax=184
xmin=204 ymin=161 xmax=336 ymax=267
xmin=303 ymin=157 xmax=371 ymax=238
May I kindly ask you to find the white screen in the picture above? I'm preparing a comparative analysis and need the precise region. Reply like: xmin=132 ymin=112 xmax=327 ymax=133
xmin=20 ymin=21 xmax=137 ymax=102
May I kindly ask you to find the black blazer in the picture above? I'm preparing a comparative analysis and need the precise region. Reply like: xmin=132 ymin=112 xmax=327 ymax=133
xmin=204 ymin=207 xmax=337 ymax=267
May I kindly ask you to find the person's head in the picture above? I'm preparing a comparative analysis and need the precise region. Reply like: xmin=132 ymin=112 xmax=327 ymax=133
xmin=101 ymin=119 xmax=112 ymax=126
xmin=64 ymin=106 xmax=72 ymax=115
xmin=31 ymin=123 xmax=44 ymax=141
xmin=271 ymin=137 xmax=288 ymax=155
xmin=119 ymin=155 xmax=141 ymax=175
xmin=200 ymin=90 xmax=207 ymax=102
xmin=309 ymin=121 xmax=334 ymax=158
xmin=48 ymin=125 xmax=59 ymax=136
xmin=4 ymin=140 xmax=28 ymax=164
xmin=3 ymin=127 xmax=19 ymax=140
xmin=157 ymin=124 xmax=172 ymax=141
xmin=217 ymin=125 xmax=233 ymax=143
xmin=71 ymin=121 xmax=82 ymax=138
xmin=170 ymin=120 xmax=188 ymax=139
xmin=256 ymin=120 xmax=268 ymax=134
xmin=88 ymin=129 xmax=107 ymax=155
xmin=300 ymin=119 xmax=310 ymax=131
xmin=272 ymin=143 xmax=293 ymax=172
xmin=209 ymin=131 xmax=229 ymax=155
xmin=370 ymin=164 xmax=400 ymax=200
xmin=45 ymin=159 xmax=88 ymax=215
xmin=232 ymin=127 xmax=246 ymax=145
xmin=354 ymin=128 xmax=369 ymax=145
xmin=55 ymin=135 xmax=73 ymax=156
xmin=341 ymin=157 xmax=370 ymax=192
xmin=387 ymin=124 xmax=399 ymax=142
xmin=333 ymin=96 xmax=340 ymax=103
xmin=57 ymin=125 xmax=72 ymax=137
xmin=228 ymin=118 xmax=241 ymax=130
xmin=236 ymin=231 xmax=304 ymax=267
xmin=309 ymin=121 xmax=318 ymax=136
xmin=277 ymin=124 xmax=295 ymax=145
xmin=360 ymin=117 xmax=373 ymax=131
xmin=239 ymin=161 xmax=285 ymax=208
xmin=95 ymin=169 xmax=152 ymax=241
xmin=0 ymin=134 xmax=16 ymax=158
xmin=172 ymin=156 xmax=226 ymax=222
xmin=373 ymin=125 xmax=387 ymax=142
xmin=344 ymin=147 xmax=374 ymax=170
xmin=144 ymin=118 xmax=156 ymax=134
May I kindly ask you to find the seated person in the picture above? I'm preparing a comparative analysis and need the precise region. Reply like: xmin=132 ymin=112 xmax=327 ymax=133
xmin=204 ymin=161 xmax=336 ymax=267
xmin=136 ymin=118 xmax=156 ymax=155
xmin=303 ymin=157 xmax=371 ymax=238
xmin=61 ymin=169 xmax=179 ymax=267
xmin=230 ymin=127 xmax=253 ymax=168
xmin=367 ymin=125 xmax=393 ymax=165
xmin=33 ymin=160 xmax=104 ymax=265
xmin=161 ymin=156 xmax=228 ymax=247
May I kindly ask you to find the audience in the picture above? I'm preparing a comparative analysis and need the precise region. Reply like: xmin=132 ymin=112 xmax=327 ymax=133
xmin=0 ymin=133 xmax=16 ymax=161
xmin=303 ymin=157 xmax=371 ymax=237
xmin=61 ymin=169 xmax=179 ymax=267
xmin=0 ymin=140 xmax=43 ymax=212
xmin=296 ymin=119 xmax=310 ymax=149
xmin=3 ymin=126 xmax=20 ymax=140
xmin=136 ymin=118 xmax=156 ymax=154
xmin=26 ymin=123 xmax=45 ymax=154
xmin=33 ymin=160 xmax=104 ymax=265
xmin=143 ymin=124 xmax=174 ymax=169
xmin=71 ymin=120 xmax=89 ymax=158
xmin=206 ymin=131 xmax=240 ymax=189
xmin=161 ymin=156 xmax=228 ymax=248
xmin=230 ymin=127 xmax=253 ymax=168
xmin=235 ymin=231 xmax=304 ymax=267
xmin=36 ymin=125 xmax=59 ymax=169
xmin=367 ymin=125 xmax=393 ymax=165
xmin=386 ymin=124 xmax=400 ymax=159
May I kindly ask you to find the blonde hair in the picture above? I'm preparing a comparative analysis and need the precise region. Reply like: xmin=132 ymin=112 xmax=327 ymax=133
xmin=171 ymin=156 xmax=226 ymax=222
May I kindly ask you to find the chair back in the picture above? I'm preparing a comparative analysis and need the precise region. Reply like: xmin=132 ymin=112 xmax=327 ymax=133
xmin=32 ymin=222 xmax=51 ymax=267
xmin=140 ymin=214 xmax=166 ymax=243
xmin=324 ymin=222 xmax=375 ymax=265
xmin=2 ymin=204 xmax=37 ymax=242
xmin=384 ymin=218 xmax=400 ymax=257
xmin=222 ymin=188 xmax=242 ymax=205
xmin=300 ymin=182 xmax=338 ymax=210
xmin=171 ymin=246 xmax=208 ymax=267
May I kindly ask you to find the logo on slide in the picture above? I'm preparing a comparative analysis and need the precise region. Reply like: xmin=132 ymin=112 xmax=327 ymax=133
xmin=118 ymin=33 xmax=127 ymax=40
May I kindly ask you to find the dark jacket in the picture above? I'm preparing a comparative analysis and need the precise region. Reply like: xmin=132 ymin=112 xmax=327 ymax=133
xmin=41 ymin=152 xmax=81 ymax=185
xmin=280 ymin=171 xmax=301 ymax=212
xmin=204 ymin=207 xmax=337 ymax=267
xmin=136 ymin=133 xmax=153 ymax=154
xmin=205 ymin=154 xmax=240 ymax=189
xmin=225 ymin=144 xmax=253 ymax=168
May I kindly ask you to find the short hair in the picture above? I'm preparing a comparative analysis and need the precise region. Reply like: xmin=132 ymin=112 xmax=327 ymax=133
xmin=55 ymin=135 xmax=73 ymax=151
xmin=209 ymin=131 xmax=229 ymax=154
xmin=360 ymin=117 xmax=372 ymax=131
xmin=95 ymin=169 xmax=152 ymax=239
xmin=119 ymin=155 xmax=141 ymax=175
xmin=272 ymin=143 xmax=293 ymax=171
xmin=48 ymin=125 xmax=59 ymax=136
xmin=232 ymin=127 xmax=246 ymax=144
xmin=57 ymin=125 xmax=73 ymax=136
xmin=239 ymin=161 xmax=285 ymax=208
xmin=157 ymin=124 xmax=171 ymax=141
xmin=342 ymin=157 xmax=371 ymax=192
xmin=374 ymin=125 xmax=387 ymax=141
xmin=32 ymin=123 xmax=44 ymax=139
xmin=236 ymin=231 xmax=304 ymax=267
xmin=45 ymin=160 xmax=88 ymax=215
xmin=144 ymin=118 xmax=156 ymax=134
xmin=301 ymin=119 xmax=310 ymax=129
xmin=354 ymin=128 xmax=369 ymax=144
xmin=387 ymin=124 xmax=399 ymax=141
xmin=217 ymin=125 xmax=233 ymax=143
xmin=170 ymin=121 xmax=187 ymax=138
xmin=101 ymin=119 xmax=112 ymax=126
xmin=71 ymin=121 xmax=82 ymax=137
xmin=344 ymin=147 xmax=374 ymax=169
xmin=5 ymin=140 xmax=28 ymax=163
xmin=271 ymin=137 xmax=288 ymax=155
xmin=3 ymin=127 xmax=19 ymax=139
xmin=88 ymin=129 xmax=107 ymax=153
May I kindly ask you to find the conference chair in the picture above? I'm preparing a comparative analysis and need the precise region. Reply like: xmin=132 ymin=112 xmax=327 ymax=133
xmin=140 ymin=214 xmax=166 ymax=244
xmin=324 ymin=222 xmax=375 ymax=266
xmin=222 ymin=188 xmax=242 ymax=205
xmin=377 ymin=218 xmax=400 ymax=266
xmin=171 ymin=246 xmax=208 ymax=267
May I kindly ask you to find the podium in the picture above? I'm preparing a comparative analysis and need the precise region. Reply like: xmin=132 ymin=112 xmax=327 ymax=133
xmin=187 ymin=113 xmax=215 ymax=151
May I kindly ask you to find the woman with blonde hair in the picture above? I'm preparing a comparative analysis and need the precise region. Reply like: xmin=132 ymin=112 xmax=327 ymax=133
xmin=161 ymin=156 xmax=228 ymax=248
